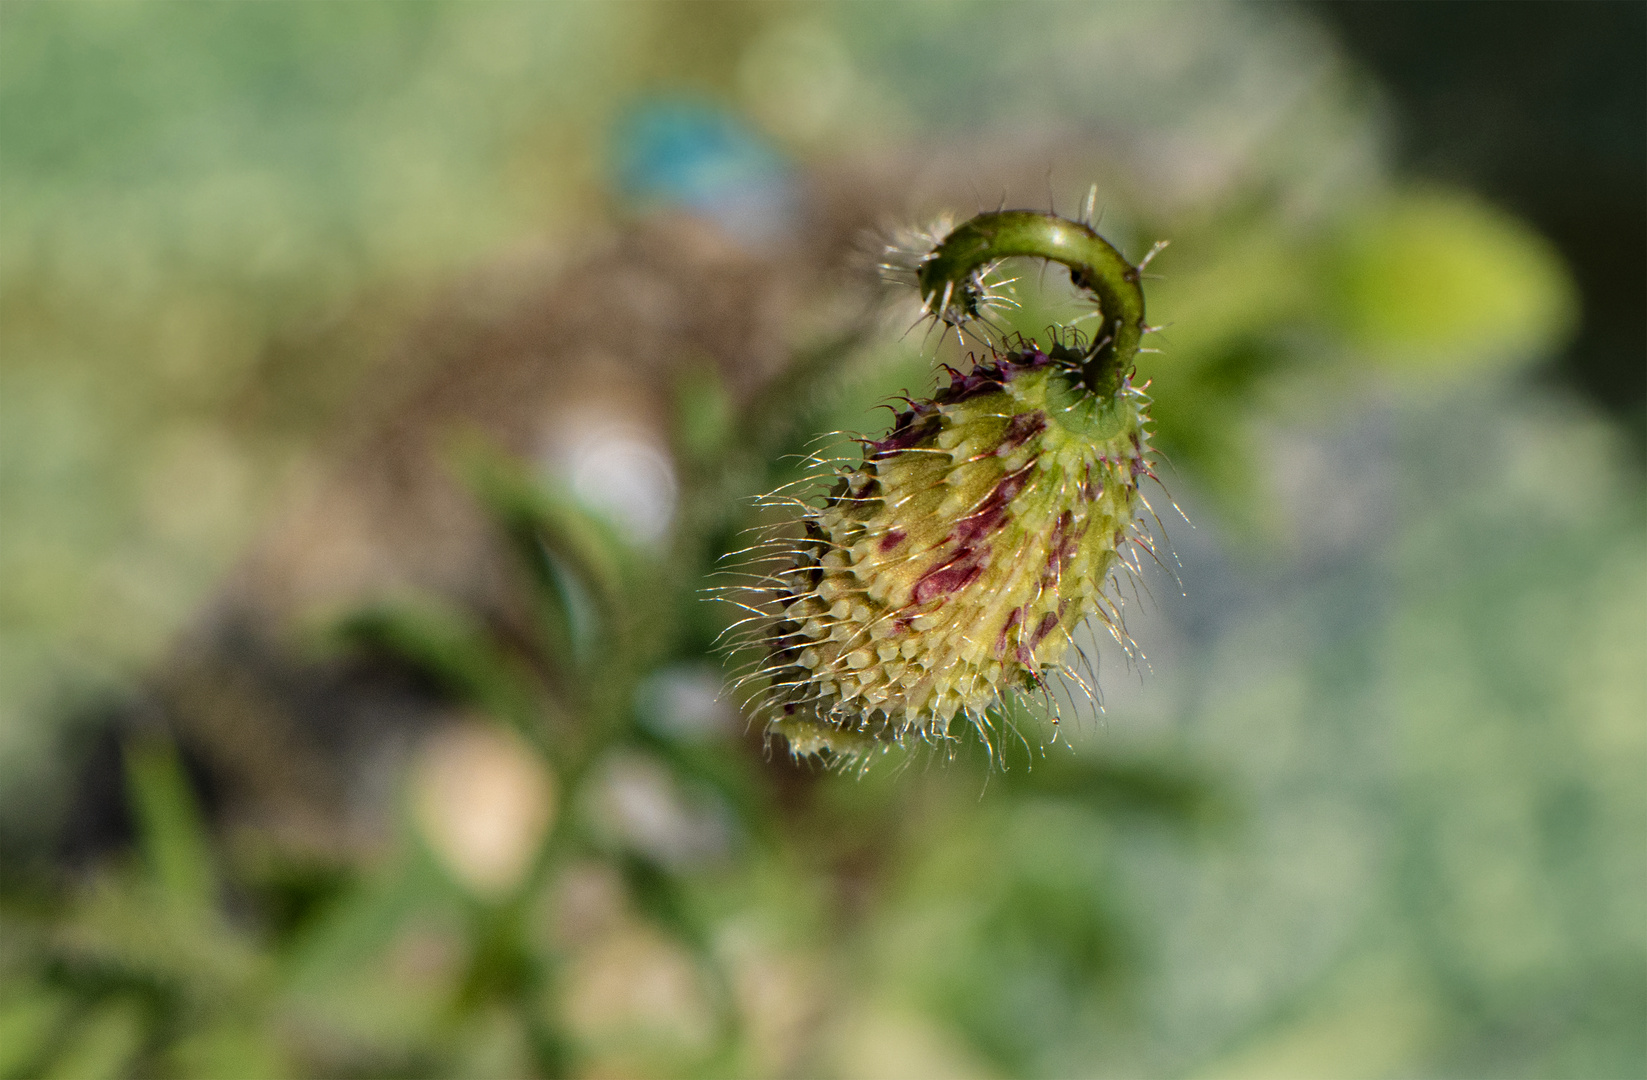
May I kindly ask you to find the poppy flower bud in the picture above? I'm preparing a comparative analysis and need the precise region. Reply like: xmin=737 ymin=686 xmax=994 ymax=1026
xmin=736 ymin=209 xmax=1160 ymax=762
xmin=756 ymin=343 xmax=1152 ymax=759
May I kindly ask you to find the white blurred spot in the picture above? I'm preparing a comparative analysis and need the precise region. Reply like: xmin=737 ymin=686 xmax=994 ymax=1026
xmin=589 ymin=753 xmax=732 ymax=868
xmin=635 ymin=664 xmax=738 ymax=740
xmin=720 ymin=924 xmax=827 ymax=1076
xmin=546 ymin=420 xmax=678 ymax=546
xmin=139 ymin=424 xmax=249 ymax=546
xmin=563 ymin=926 xmax=716 ymax=1054
xmin=412 ymin=722 xmax=555 ymax=898
xmin=832 ymin=1006 xmax=997 ymax=1080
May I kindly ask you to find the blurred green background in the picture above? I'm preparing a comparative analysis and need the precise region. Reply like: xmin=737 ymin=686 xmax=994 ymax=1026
xmin=1 ymin=3 xmax=1642 ymax=1078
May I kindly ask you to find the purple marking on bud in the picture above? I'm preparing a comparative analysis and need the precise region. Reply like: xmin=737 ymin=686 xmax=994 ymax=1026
xmin=995 ymin=606 xmax=1024 ymax=658
xmin=1030 ymin=610 xmax=1061 ymax=648
xmin=1080 ymin=462 xmax=1102 ymax=502
xmin=1042 ymin=509 xmax=1086 ymax=586
xmin=948 ymin=460 xmax=1037 ymax=548
xmin=879 ymin=528 xmax=907 ymax=552
xmin=939 ymin=349 xmax=1054 ymax=405
xmin=871 ymin=354 xmax=1067 ymax=458
xmin=998 ymin=410 xmax=1047 ymax=453
xmin=913 ymin=547 xmax=987 ymax=604
xmin=931 ymin=362 xmax=999 ymax=406
xmin=870 ymin=404 xmax=939 ymax=458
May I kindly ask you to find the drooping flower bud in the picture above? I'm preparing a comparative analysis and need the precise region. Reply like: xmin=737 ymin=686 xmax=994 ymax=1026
xmin=733 ymin=209 xmax=1161 ymax=762
xmin=751 ymin=344 xmax=1150 ymax=758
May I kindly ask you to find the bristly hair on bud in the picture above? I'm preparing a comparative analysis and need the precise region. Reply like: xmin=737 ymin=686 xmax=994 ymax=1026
xmin=725 ymin=205 xmax=1167 ymax=766
xmin=879 ymin=214 xmax=1020 ymax=337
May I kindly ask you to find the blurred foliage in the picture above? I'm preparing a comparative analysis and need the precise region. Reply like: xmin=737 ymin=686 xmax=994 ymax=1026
xmin=2 ymin=3 xmax=1642 ymax=1079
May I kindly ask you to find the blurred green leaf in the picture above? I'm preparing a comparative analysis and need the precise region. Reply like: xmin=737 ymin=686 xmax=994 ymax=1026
xmin=124 ymin=738 xmax=214 ymax=916
xmin=338 ymin=601 xmax=549 ymax=749
xmin=1326 ymin=187 xmax=1577 ymax=374
xmin=283 ymin=853 xmax=464 ymax=1051
xmin=40 ymin=1000 xmax=143 ymax=1080
xmin=617 ymin=855 xmax=707 ymax=956
xmin=455 ymin=436 xmax=633 ymax=664
xmin=166 ymin=1021 xmax=289 ymax=1080
xmin=458 ymin=437 xmax=630 ymax=601
xmin=674 ymin=365 xmax=735 ymax=464
xmin=1009 ymin=754 xmax=1229 ymax=833
xmin=0 ymin=987 xmax=71 ymax=1079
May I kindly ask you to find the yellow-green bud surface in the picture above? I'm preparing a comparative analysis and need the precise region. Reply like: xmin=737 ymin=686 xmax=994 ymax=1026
xmin=754 ymin=346 xmax=1152 ymax=758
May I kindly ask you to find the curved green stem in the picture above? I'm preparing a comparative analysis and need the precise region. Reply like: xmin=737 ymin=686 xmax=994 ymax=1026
xmin=916 ymin=210 xmax=1148 ymax=393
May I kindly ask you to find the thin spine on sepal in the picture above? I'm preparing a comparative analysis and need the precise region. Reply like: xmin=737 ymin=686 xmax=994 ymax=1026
xmin=912 ymin=208 xmax=1154 ymax=392
xmin=880 ymin=216 xmax=1021 ymax=339
xmin=733 ymin=208 xmax=1162 ymax=765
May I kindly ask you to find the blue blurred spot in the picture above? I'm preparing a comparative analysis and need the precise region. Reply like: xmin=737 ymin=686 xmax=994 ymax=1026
xmin=612 ymin=101 xmax=794 ymax=247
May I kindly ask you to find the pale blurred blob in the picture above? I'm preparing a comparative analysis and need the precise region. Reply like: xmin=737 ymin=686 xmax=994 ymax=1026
xmin=832 ymin=1006 xmax=999 ymax=1080
xmin=411 ymin=722 xmax=555 ymax=897
xmin=541 ymin=861 xmax=630 ymax=951
xmin=588 ymin=753 xmax=732 ymax=869
xmin=720 ymin=925 xmax=827 ymax=1077
xmin=544 ymin=864 xmax=718 ymax=1062
xmin=561 ymin=925 xmax=716 ymax=1059
xmin=139 ymin=425 xmax=250 ymax=547
xmin=738 ymin=20 xmax=854 ymax=145
xmin=634 ymin=664 xmax=739 ymax=740
xmin=545 ymin=419 xmax=678 ymax=547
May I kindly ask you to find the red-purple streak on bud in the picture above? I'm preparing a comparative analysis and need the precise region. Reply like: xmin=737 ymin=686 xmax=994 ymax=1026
xmin=733 ymin=207 xmax=1161 ymax=762
xmin=743 ymin=345 xmax=1154 ymax=761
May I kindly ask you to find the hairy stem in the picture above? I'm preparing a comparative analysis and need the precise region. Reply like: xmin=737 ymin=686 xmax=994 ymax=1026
xmin=916 ymin=210 xmax=1148 ymax=394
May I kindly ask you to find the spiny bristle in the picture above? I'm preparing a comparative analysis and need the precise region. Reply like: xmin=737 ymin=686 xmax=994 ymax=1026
xmin=726 ymin=344 xmax=1154 ymax=764
xmin=878 ymin=215 xmax=955 ymax=289
xmin=880 ymin=215 xmax=1019 ymax=334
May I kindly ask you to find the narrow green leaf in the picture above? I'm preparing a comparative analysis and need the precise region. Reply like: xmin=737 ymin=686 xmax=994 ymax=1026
xmin=0 ymin=988 xmax=72 ymax=1079
xmin=41 ymin=1001 xmax=144 ymax=1080
xmin=454 ymin=436 xmax=631 ymax=613
xmin=1008 ymin=755 xmax=1227 ymax=832
xmin=673 ymin=365 xmax=734 ymax=463
xmin=124 ymin=739 xmax=214 ymax=915
xmin=167 ymin=1022 xmax=289 ymax=1080
xmin=337 ymin=602 xmax=549 ymax=751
